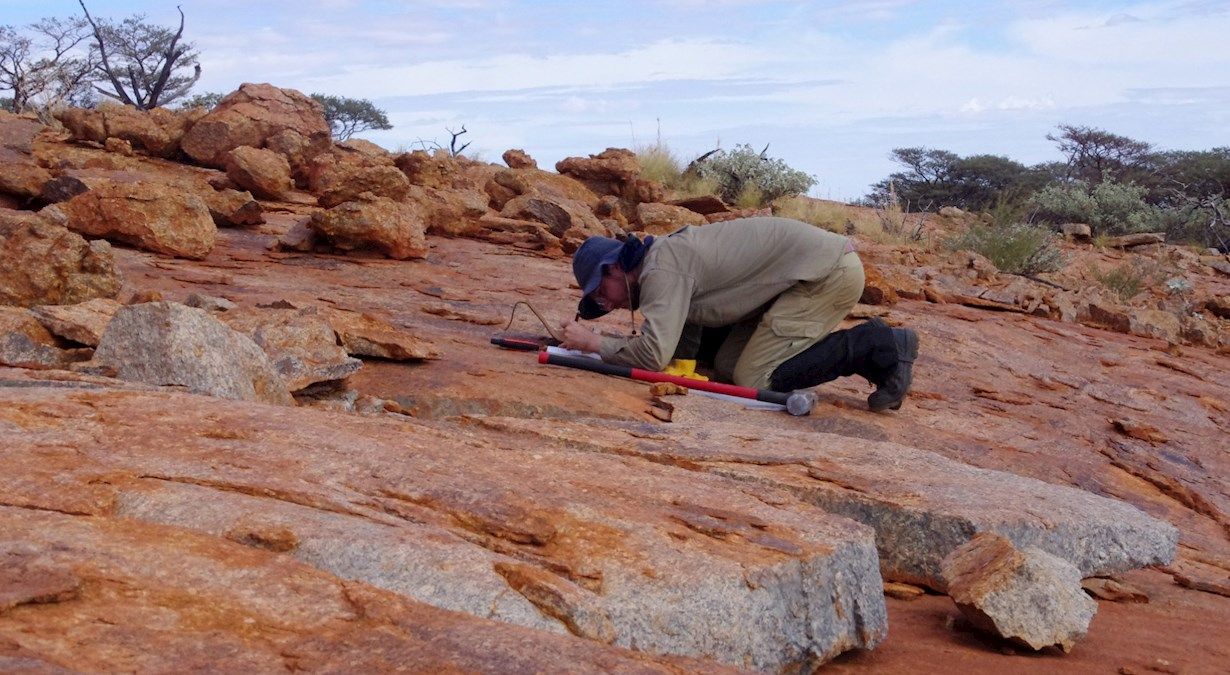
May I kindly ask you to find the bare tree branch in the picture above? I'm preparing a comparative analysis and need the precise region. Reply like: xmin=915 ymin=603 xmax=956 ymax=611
xmin=78 ymin=0 xmax=133 ymax=106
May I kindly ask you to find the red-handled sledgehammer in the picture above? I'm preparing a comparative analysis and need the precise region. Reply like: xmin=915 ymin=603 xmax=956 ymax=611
xmin=537 ymin=351 xmax=816 ymax=415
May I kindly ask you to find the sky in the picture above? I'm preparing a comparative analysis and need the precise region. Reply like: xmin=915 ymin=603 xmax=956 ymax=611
xmin=6 ymin=0 xmax=1229 ymax=200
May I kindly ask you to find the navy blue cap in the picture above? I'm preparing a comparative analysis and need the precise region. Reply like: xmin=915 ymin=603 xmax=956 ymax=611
xmin=573 ymin=236 xmax=623 ymax=319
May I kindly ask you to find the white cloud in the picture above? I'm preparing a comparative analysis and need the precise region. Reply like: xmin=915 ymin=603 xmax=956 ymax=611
xmin=291 ymin=38 xmax=772 ymax=99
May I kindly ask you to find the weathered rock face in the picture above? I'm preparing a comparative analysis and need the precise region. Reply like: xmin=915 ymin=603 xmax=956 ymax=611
xmin=0 ymin=210 xmax=121 ymax=307
xmin=181 ymin=83 xmax=330 ymax=168
xmin=0 ymin=380 xmax=888 ymax=670
xmin=57 ymin=105 xmax=203 ymax=158
xmin=0 ymin=111 xmax=52 ymax=200
xmin=265 ymin=128 xmax=334 ymax=186
xmin=501 ymin=194 xmax=606 ymax=239
xmin=0 ymin=306 xmax=86 ymax=369
xmin=485 ymin=167 xmax=600 ymax=210
xmin=636 ymin=202 xmax=706 ymax=235
xmin=395 ymin=149 xmax=460 ymax=190
xmin=224 ymin=146 xmax=295 ymax=200
xmin=502 ymin=148 xmax=537 ymax=169
xmin=201 ymin=188 xmax=264 ymax=227
xmin=310 ymin=195 xmax=428 ymax=260
xmin=0 ymin=507 xmax=715 ymax=674
xmin=941 ymin=533 xmax=1097 ymax=652
xmin=31 ymin=298 xmax=123 ymax=346
xmin=92 ymin=302 xmax=294 ymax=405
xmin=479 ymin=407 xmax=1178 ymax=590
xmin=1128 ymin=308 xmax=1182 ymax=342
xmin=310 ymin=155 xmax=410 ymax=208
xmin=556 ymin=148 xmax=640 ymax=182
xmin=322 ymin=308 xmax=440 ymax=360
xmin=218 ymin=307 xmax=362 ymax=391
xmin=861 ymin=263 xmax=900 ymax=305
xmin=408 ymin=184 xmax=490 ymax=238
xmin=41 ymin=181 xmax=216 ymax=260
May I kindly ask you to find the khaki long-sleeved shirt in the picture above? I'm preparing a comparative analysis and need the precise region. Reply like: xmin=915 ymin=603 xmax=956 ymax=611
xmin=597 ymin=217 xmax=850 ymax=371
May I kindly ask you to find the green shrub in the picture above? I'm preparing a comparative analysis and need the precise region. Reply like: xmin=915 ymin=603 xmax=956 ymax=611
xmin=1030 ymin=179 xmax=1165 ymax=235
xmin=694 ymin=144 xmax=816 ymax=206
xmin=946 ymin=221 xmax=1064 ymax=275
xmin=1088 ymin=260 xmax=1157 ymax=301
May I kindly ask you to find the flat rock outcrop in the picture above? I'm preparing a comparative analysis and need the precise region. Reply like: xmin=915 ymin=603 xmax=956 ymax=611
xmin=181 ymin=83 xmax=330 ymax=168
xmin=0 ymin=377 xmax=888 ymax=670
xmin=942 ymin=533 xmax=1097 ymax=652
xmin=41 ymin=181 xmax=216 ymax=260
xmin=0 ymin=506 xmax=718 ymax=673
xmin=480 ymin=407 xmax=1178 ymax=589
xmin=0 ymin=210 xmax=121 ymax=307
xmin=92 ymin=302 xmax=294 ymax=405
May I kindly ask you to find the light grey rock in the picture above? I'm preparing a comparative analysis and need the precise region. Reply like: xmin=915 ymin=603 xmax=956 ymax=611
xmin=184 ymin=293 xmax=237 ymax=312
xmin=217 ymin=307 xmax=362 ymax=391
xmin=1060 ymin=223 xmax=1092 ymax=240
xmin=477 ymin=408 xmax=1179 ymax=590
xmin=93 ymin=302 xmax=293 ymax=405
xmin=942 ymin=533 xmax=1096 ymax=652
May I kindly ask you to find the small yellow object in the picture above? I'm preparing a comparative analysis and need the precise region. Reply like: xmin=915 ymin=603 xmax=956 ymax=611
xmin=661 ymin=359 xmax=709 ymax=381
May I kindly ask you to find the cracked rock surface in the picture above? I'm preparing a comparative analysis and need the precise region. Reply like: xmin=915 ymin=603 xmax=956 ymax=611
xmin=0 ymin=374 xmax=885 ymax=671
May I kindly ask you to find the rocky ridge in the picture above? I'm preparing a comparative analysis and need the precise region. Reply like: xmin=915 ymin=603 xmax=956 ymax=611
xmin=0 ymin=85 xmax=1227 ymax=672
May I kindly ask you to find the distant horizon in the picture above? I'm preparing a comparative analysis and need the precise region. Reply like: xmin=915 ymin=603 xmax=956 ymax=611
xmin=7 ymin=0 xmax=1229 ymax=201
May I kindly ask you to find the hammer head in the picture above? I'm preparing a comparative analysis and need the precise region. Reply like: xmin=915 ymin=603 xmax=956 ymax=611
xmin=785 ymin=390 xmax=816 ymax=416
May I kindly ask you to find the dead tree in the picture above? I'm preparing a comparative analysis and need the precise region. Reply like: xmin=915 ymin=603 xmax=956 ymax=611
xmin=446 ymin=125 xmax=471 ymax=157
xmin=79 ymin=1 xmax=200 ymax=109
xmin=0 ymin=17 xmax=95 ymax=113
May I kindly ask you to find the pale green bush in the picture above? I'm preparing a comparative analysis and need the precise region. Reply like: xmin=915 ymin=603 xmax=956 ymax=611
xmin=946 ymin=221 xmax=1064 ymax=275
xmin=1030 ymin=179 xmax=1165 ymax=235
xmin=694 ymin=144 xmax=816 ymax=206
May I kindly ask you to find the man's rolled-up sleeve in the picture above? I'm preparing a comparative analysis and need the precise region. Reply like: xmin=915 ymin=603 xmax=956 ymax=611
xmin=598 ymin=269 xmax=694 ymax=371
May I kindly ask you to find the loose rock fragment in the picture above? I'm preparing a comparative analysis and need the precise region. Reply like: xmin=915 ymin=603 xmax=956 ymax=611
xmin=941 ymin=533 xmax=1096 ymax=653
xmin=31 ymin=298 xmax=122 ymax=346
xmin=883 ymin=581 xmax=926 ymax=600
xmin=649 ymin=382 xmax=688 ymax=396
xmin=1081 ymin=577 xmax=1148 ymax=603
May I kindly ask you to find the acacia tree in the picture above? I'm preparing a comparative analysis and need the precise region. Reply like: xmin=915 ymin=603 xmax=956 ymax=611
xmin=1047 ymin=124 xmax=1152 ymax=185
xmin=79 ymin=1 xmax=200 ymax=109
xmin=0 ymin=17 xmax=95 ymax=113
xmin=311 ymin=93 xmax=392 ymax=141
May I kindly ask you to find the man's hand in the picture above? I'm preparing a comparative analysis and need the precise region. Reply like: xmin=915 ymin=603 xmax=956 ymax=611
xmin=560 ymin=320 xmax=602 ymax=353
